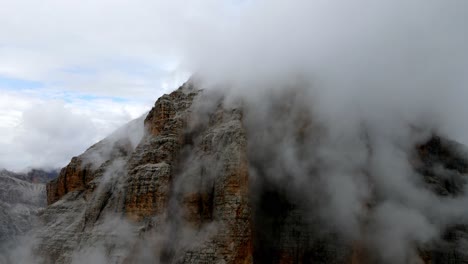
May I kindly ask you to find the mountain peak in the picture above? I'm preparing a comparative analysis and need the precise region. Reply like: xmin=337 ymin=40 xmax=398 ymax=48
xmin=5 ymin=83 xmax=468 ymax=264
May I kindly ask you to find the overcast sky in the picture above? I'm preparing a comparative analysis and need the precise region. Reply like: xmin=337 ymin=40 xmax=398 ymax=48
xmin=0 ymin=0 xmax=245 ymax=171
xmin=2 ymin=0 xmax=468 ymax=171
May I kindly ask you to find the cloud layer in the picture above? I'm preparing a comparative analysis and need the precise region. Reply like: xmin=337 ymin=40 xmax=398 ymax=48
xmin=0 ymin=0 xmax=213 ymax=170
xmin=184 ymin=0 xmax=468 ymax=147
xmin=0 ymin=90 xmax=149 ymax=171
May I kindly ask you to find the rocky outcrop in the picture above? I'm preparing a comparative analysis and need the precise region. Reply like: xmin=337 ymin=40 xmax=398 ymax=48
xmin=35 ymin=83 xmax=251 ymax=264
xmin=415 ymin=137 xmax=468 ymax=263
xmin=46 ymin=157 xmax=93 ymax=205
xmin=416 ymin=136 xmax=468 ymax=196
xmin=46 ymin=137 xmax=133 ymax=205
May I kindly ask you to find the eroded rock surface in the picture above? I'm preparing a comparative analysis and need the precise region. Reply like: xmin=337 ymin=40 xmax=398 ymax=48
xmin=36 ymin=83 xmax=251 ymax=264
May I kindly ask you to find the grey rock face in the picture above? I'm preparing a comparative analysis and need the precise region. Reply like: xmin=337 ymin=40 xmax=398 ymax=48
xmin=0 ymin=169 xmax=58 ymax=252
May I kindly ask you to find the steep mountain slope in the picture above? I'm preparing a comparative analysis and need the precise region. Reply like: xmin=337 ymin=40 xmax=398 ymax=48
xmin=34 ymin=84 xmax=251 ymax=264
xmin=0 ymin=169 xmax=57 ymax=249
xmin=11 ymin=81 xmax=468 ymax=264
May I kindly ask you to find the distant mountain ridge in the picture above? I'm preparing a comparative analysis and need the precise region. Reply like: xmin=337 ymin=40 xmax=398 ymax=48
xmin=0 ymin=168 xmax=58 ymax=184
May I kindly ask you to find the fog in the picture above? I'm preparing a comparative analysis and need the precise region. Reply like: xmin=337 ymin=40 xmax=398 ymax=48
xmin=181 ymin=0 xmax=468 ymax=144
xmin=183 ymin=1 xmax=468 ymax=262
xmin=4 ymin=0 xmax=468 ymax=263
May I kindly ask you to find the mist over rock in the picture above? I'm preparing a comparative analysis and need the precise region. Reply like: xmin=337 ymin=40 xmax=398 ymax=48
xmin=4 ymin=80 xmax=467 ymax=264
xmin=0 ymin=169 xmax=58 ymax=253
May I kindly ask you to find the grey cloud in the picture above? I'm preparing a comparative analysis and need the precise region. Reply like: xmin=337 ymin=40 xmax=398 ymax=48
xmin=9 ymin=102 xmax=99 ymax=170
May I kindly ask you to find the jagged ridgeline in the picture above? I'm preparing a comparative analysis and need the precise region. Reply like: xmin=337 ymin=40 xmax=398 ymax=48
xmin=10 ymin=80 xmax=468 ymax=264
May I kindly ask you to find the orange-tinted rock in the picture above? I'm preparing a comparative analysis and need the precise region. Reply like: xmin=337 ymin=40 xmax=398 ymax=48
xmin=125 ymin=163 xmax=172 ymax=221
xmin=46 ymin=138 xmax=133 ymax=205
xmin=46 ymin=157 xmax=93 ymax=205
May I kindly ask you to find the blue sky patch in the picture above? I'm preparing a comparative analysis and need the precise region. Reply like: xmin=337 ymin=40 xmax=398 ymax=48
xmin=0 ymin=76 xmax=44 ymax=90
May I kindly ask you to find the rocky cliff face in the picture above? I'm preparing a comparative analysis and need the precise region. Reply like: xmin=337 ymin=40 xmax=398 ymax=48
xmin=13 ymin=81 xmax=468 ymax=264
xmin=35 ymin=83 xmax=250 ymax=264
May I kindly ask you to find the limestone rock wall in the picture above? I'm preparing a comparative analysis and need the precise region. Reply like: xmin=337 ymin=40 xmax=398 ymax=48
xmin=37 ymin=83 xmax=252 ymax=264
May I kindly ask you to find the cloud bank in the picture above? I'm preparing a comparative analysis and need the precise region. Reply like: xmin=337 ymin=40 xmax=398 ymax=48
xmin=182 ymin=0 xmax=468 ymax=145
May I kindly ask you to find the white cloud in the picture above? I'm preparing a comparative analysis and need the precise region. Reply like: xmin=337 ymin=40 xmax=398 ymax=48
xmin=0 ymin=0 xmax=210 ymax=170
xmin=0 ymin=0 xmax=228 ymax=97
xmin=0 ymin=90 xmax=150 ymax=171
